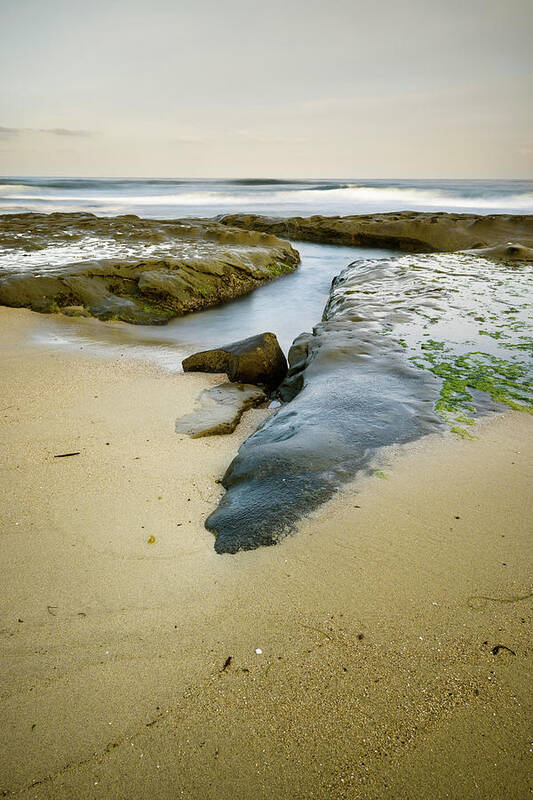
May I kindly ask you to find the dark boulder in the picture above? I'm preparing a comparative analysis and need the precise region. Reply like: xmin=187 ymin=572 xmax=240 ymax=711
xmin=182 ymin=332 xmax=288 ymax=391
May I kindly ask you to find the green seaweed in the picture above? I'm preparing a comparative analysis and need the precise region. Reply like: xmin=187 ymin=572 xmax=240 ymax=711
xmin=450 ymin=425 xmax=478 ymax=440
xmin=410 ymin=341 xmax=533 ymax=436
xmin=267 ymin=260 xmax=295 ymax=277
xmin=479 ymin=329 xmax=504 ymax=339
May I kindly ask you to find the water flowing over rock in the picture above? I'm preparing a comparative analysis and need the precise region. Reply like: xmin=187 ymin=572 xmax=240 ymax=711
xmin=0 ymin=213 xmax=300 ymax=323
xmin=182 ymin=332 xmax=288 ymax=391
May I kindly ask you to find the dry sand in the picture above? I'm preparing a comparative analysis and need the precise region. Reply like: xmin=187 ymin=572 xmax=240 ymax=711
xmin=1 ymin=307 xmax=532 ymax=799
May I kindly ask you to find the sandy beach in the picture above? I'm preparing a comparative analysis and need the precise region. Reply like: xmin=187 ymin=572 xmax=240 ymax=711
xmin=0 ymin=306 xmax=531 ymax=798
xmin=2 ymin=0 xmax=532 ymax=792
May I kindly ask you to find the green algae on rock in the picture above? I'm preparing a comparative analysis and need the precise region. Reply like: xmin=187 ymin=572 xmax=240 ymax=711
xmin=325 ymin=250 xmax=533 ymax=436
xmin=0 ymin=213 xmax=300 ymax=324
xmin=206 ymin=249 xmax=532 ymax=552
xmin=411 ymin=346 xmax=533 ymax=438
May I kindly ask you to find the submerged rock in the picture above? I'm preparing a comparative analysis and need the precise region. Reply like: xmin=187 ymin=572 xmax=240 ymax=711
xmin=176 ymin=382 xmax=267 ymax=438
xmin=219 ymin=212 xmax=533 ymax=253
xmin=0 ymin=213 xmax=300 ymax=324
xmin=182 ymin=332 xmax=288 ymax=390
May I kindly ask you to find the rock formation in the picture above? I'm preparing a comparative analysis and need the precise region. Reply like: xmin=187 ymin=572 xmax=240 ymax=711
xmin=206 ymin=240 xmax=533 ymax=553
xmin=182 ymin=332 xmax=288 ymax=391
xmin=464 ymin=242 xmax=533 ymax=261
xmin=0 ymin=213 xmax=300 ymax=323
xmin=206 ymin=324 xmax=442 ymax=553
xmin=219 ymin=212 xmax=533 ymax=253
xmin=176 ymin=382 xmax=267 ymax=438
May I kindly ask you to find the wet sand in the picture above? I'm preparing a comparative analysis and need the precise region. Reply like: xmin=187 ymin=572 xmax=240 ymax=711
xmin=1 ymin=307 xmax=532 ymax=799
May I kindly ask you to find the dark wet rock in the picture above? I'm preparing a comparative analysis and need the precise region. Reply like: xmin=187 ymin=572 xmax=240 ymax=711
xmin=206 ymin=323 xmax=442 ymax=553
xmin=219 ymin=212 xmax=533 ymax=253
xmin=278 ymin=332 xmax=312 ymax=402
xmin=182 ymin=332 xmax=288 ymax=390
xmin=175 ymin=383 xmax=267 ymax=438
xmin=0 ymin=212 xmax=300 ymax=324
xmin=205 ymin=258 xmax=449 ymax=553
xmin=207 ymin=244 xmax=533 ymax=553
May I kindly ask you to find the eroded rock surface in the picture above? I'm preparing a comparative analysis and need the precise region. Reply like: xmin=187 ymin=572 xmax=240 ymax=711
xmin=206 ymin=247 xmax=533 ymax=553
xmin=219 ymin=212 xmax=533 ymax=253
xmin=206 ymin=327 xmax=442 ymax=553
xmin=176 ymin=383 xmax=267 ymax=438
xmin=182 ymin=332 xmax=288 ymax=390
xmin=464 ymin=242 xmax=533 ymax=261
xmin=0 ymin=213 xmax=300 ymax=323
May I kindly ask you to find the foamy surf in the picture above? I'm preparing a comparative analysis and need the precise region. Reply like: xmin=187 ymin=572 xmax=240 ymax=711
xmin=1 ymin=177 xmax=532 ymax=218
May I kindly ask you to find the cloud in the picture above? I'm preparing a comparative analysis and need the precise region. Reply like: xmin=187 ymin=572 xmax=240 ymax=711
xmin=38 ymin=127 xmax=94 ymax=137
xmin=0 ymin=126 xmax=95 ymax=138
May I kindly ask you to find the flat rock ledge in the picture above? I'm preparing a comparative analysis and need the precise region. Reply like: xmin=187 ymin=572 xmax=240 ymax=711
xmin=0 ymin=213 xmax=300 ymax=324
xmin=182 ymin=332 xmax=288 ymax=391
xmin=176 ymin=383 xmax=267 ymax=438
xmin=219 ymin=212 xmax=533 ymax=253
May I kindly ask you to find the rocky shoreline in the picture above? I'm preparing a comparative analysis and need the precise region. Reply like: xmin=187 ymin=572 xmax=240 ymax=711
xmin=0 ymin=212 xmax=300 ymax=324
xmin=203 ymin=216 xmax=533 ymax=552
xmin=219 ymin=211 xmax=533 ymax=253
xmin=2 ymin=210 xmax=532 ymax=554
xmin=1 ymin=212 xmax=532 ymax=326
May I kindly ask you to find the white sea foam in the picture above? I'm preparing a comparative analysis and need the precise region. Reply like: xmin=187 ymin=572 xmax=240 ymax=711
xmin=1 ymin=179 xmax=532 ymax=216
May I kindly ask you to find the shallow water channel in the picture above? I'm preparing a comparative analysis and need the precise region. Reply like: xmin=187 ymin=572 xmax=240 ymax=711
xmin=30 ymin=241 xmax=396 ymax=366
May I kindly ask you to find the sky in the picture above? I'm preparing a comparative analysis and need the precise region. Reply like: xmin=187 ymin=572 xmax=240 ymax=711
xmin=0 ymin=0 xmax=532 ymax=178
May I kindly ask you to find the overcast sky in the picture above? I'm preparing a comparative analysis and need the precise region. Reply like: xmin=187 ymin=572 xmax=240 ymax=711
xmin=1 ymin=0 xmax=531 ymax=178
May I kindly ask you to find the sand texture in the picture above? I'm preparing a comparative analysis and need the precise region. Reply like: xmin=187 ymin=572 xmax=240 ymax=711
xmin=1 ymin=307 xmax=532 ymax=799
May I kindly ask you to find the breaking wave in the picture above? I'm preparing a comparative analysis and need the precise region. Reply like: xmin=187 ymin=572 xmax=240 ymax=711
xmin=1 ymin=177 xmax=532 ymax=217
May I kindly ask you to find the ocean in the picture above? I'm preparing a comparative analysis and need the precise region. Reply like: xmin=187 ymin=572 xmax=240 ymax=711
xmin=1 ymin=176 xmax=531 ymax=373
xmin=1 ymin=177 xmax=533 ymax=218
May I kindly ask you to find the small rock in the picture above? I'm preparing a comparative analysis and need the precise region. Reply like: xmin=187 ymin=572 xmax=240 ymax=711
xmin=176 ymin=382 xmax=267 ymax=438
xmin=182 ymin=332 xmax=287 ymax=390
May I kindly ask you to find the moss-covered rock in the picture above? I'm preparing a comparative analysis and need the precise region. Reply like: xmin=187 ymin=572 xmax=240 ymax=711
xmin=0 ymin=212 xmax=300 ymax=324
